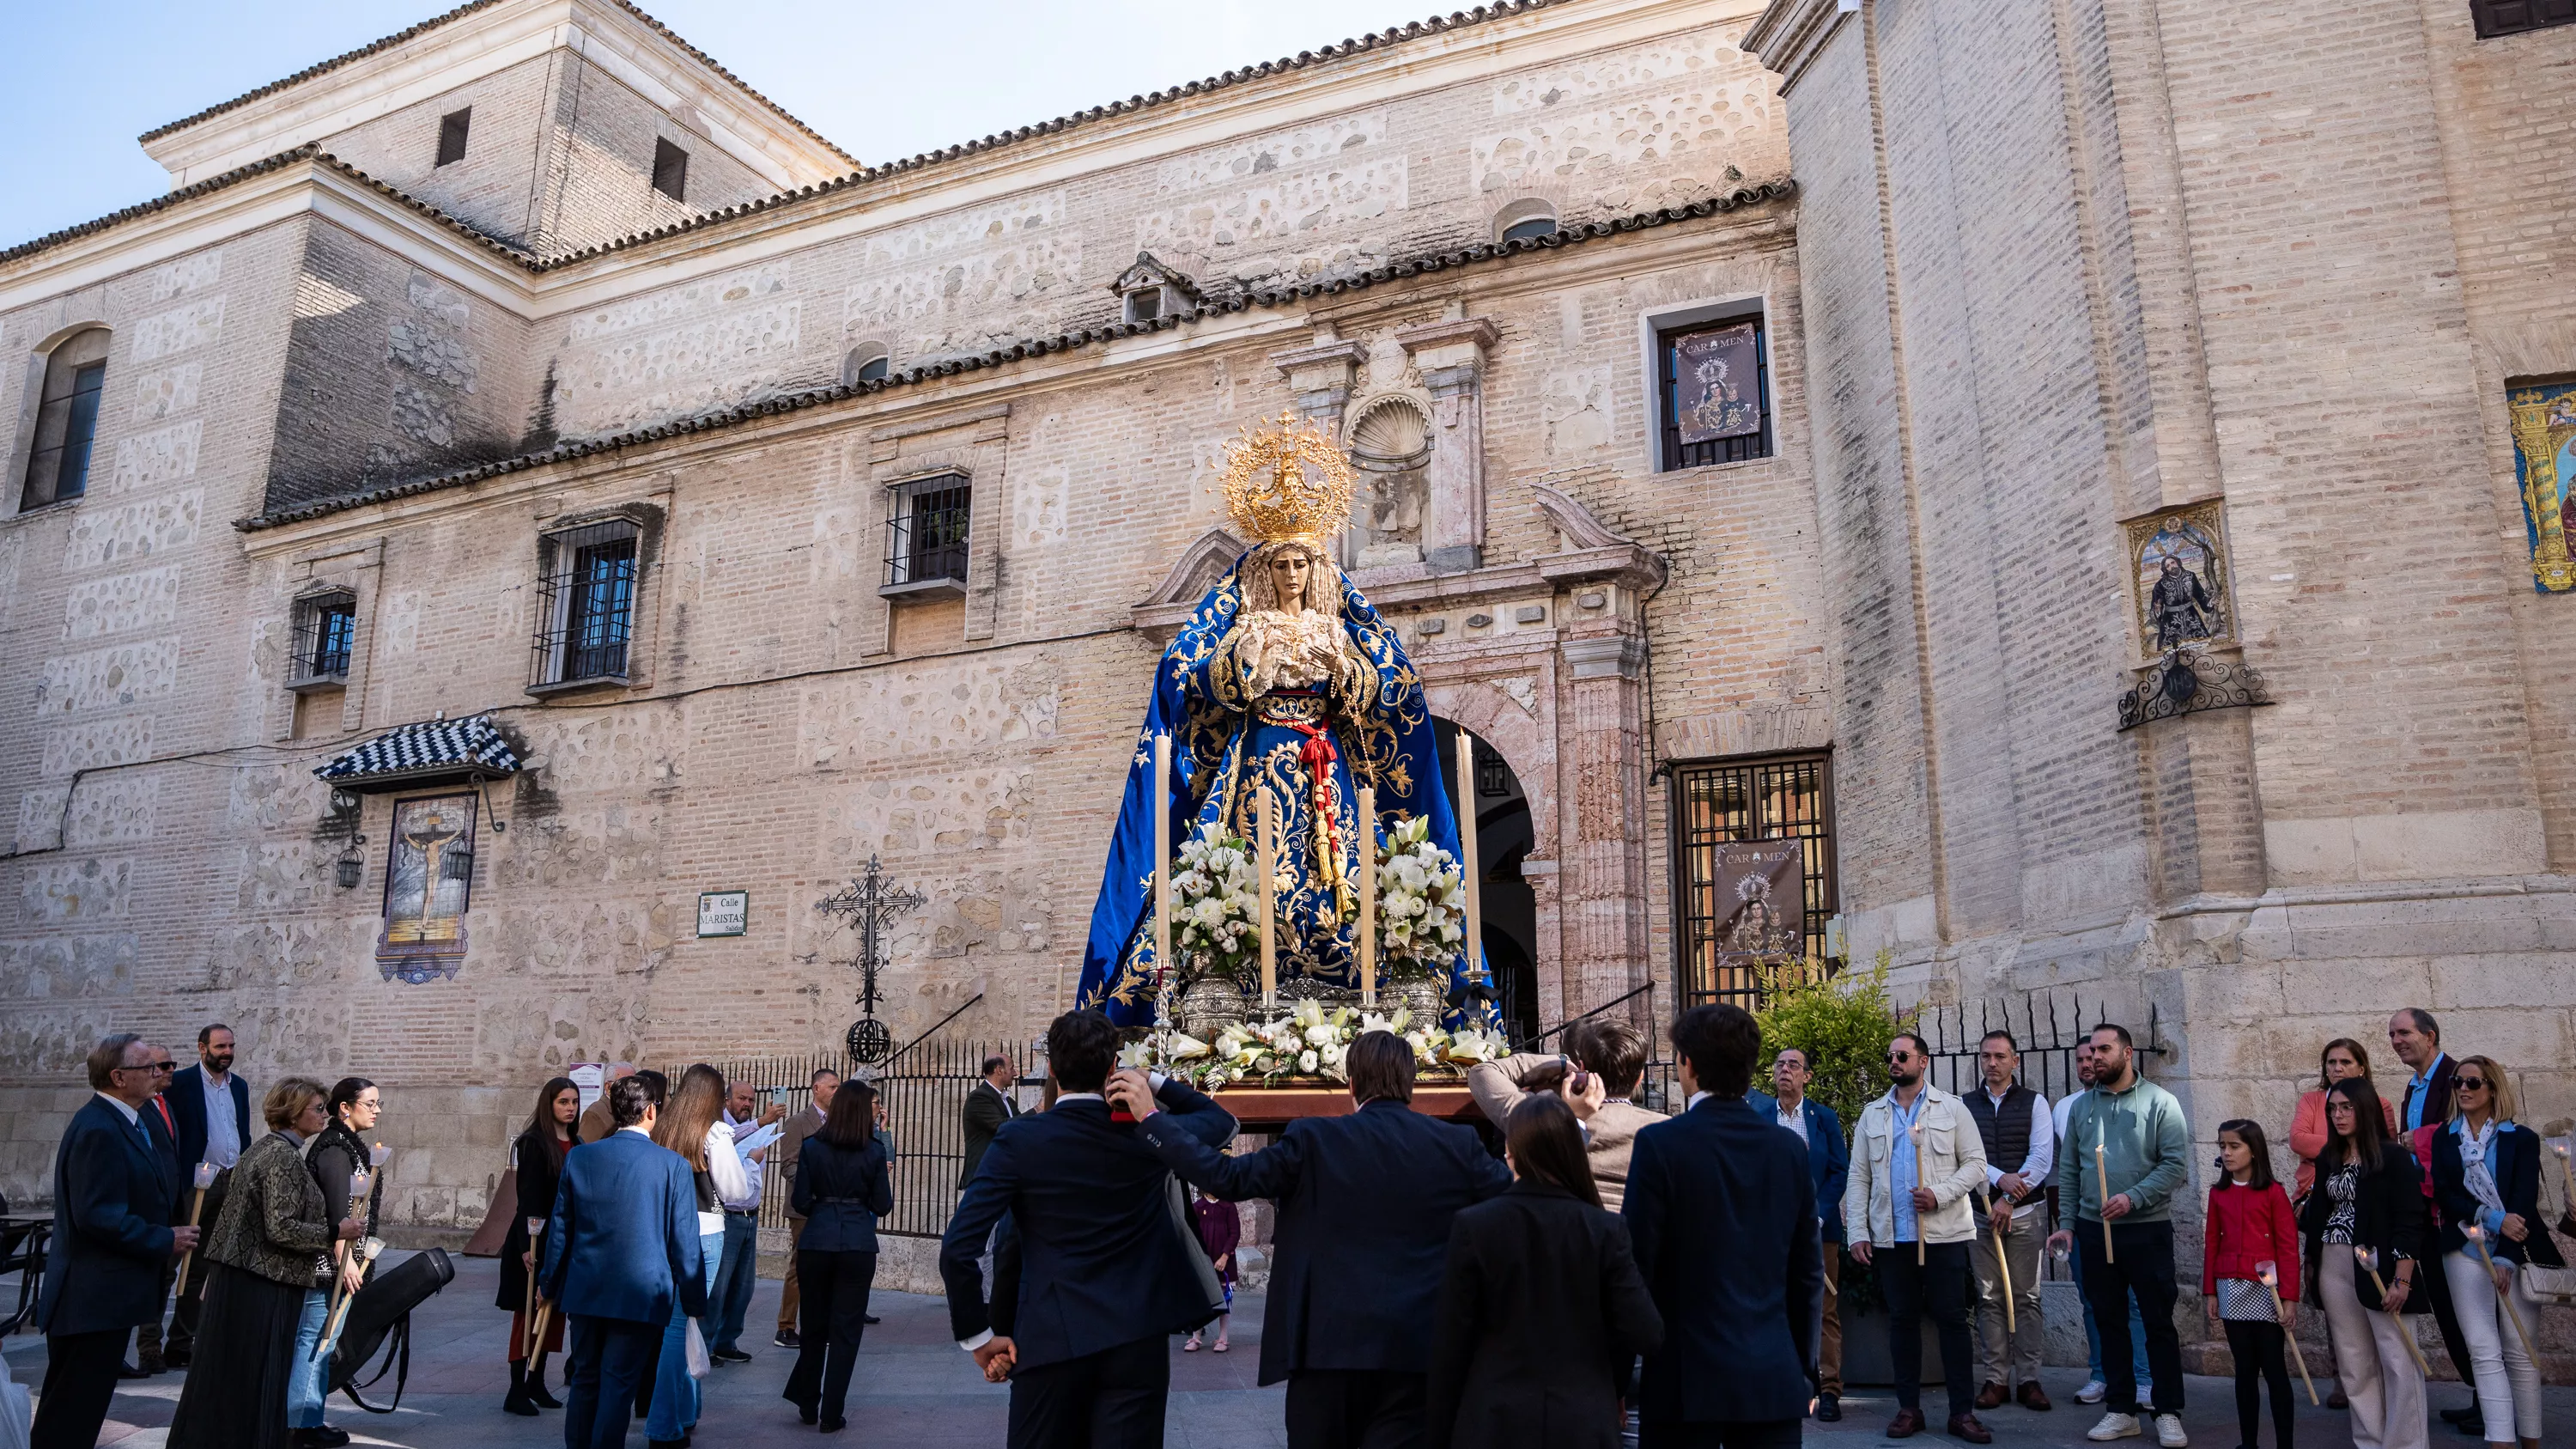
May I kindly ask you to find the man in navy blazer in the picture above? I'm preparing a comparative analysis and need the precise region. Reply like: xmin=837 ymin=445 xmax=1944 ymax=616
xmin=939 ymin=1010 xmax=1236 ymax=1449
xmin=542 ymin=1075 xmax=708 ymax=1449
xmin=157 ymin=1023 xmax=248 ymax=1366
xmin=33 ymin=1034 xmax=194 ymax=1449
xmin=1626 ymin=1004 xmax=1825 ymax=1449
xmin=1114 ymin=1029 xmax=1513 ymax=1449
xmin=1749 ymin=1044 xmax=1851 ymax=1419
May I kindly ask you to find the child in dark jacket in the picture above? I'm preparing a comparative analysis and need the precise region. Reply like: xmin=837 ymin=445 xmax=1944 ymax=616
xmin=2204 ymin=1119 xmax=2303 ymax=1449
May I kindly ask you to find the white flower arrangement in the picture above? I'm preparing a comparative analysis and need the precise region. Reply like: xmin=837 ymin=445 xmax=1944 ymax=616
xmin=1127 ymin=996 xmax=1504 ymax=1090
xmin=1170 ymin=821 xmax=1264 ymax=981
xmin=1373 ymin=814 xmax=1466 ymax=975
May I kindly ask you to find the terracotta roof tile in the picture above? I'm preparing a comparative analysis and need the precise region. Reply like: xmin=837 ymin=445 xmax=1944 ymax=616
xmin=234 ymin=179 xmax=1796 ymax=533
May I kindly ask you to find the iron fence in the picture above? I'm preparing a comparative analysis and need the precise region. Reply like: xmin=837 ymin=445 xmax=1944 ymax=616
xmin=872 ymin=1034 xmax=1046 ymax=1238
xmin=663 ymin=1038 xmax=1048 ymax=1239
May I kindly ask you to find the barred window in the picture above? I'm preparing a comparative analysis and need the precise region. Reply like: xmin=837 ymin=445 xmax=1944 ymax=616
xmin=289 ymin=591 xmax=357 ymax=689
xmin=531 ymin=521 xmax=639 ymax=690
xmin=1672 ymin=752 xmax=1837 ymax=1008
xmin=1656 ymin=314 xmax=1772 ymax=470
xmin=21 ymin=328 xmax=109 ymax=511
xmin=882 ymin=474 xmax=971 ymax=595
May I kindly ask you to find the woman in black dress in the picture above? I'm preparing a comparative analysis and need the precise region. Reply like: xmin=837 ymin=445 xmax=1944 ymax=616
xmin=783 ymin=1081 xmax=893 ymax=1432
xmin=499 ymin=1076 xmax=580 ymax=1415
xmin=1427 ymin=1093 xmax=1663 ymax=1449
xmin=167 ymin=1077 xmax=361 ymax=1449
xmin=294 ymin=1077 xmax=385 ymax=1446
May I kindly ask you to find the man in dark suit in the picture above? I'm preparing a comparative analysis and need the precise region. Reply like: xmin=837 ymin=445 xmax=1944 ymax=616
xmin=542 ymin=1075 xmax=709 ymax=1449
xmin=33 ymin=1034 xmax=196 ymax=1449
xmin=1113 ymin=1029 xmax=1514 ymax=1449
xmin=1748 ymin=1044 xmax=1850 ymax=1421
xmin=158 ymin=1022 xmax=248 ymax=1367
xmin=939 ymin=1010 xmax=1236 ymax=1449
xmin=2391 ymin=1007 xmax=2481 ymax=1428
xmin=1625 ymin=1003 xmax=1826 ymax=1449
xmin=960 ymin=1053 xmax=1019 ymax=1188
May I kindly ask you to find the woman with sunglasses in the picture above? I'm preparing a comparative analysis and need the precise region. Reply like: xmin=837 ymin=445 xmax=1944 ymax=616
xmin=2427 ymin=1056 xmax=2555 ymax=1449
xmin=2296 ymin=1076 xmax=2427 ymax=1449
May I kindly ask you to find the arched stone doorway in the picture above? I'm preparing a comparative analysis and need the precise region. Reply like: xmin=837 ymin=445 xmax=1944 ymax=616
xmin=1433 ymin=717 xmax=1540 ymax=1044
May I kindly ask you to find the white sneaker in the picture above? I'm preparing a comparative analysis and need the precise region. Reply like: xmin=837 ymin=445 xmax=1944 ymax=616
xmin=2087 ymin=1410 xmax=2142 ymax=1441
xmin=2077 ymin=1380 xmax=2108 ymax=1404
xmin=2154 ymin=1413 xmax=2188 ymax=1448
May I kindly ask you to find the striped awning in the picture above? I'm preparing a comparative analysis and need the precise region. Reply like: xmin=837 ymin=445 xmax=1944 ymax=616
xmin=313 ymin=713 xmax=519 ymax=791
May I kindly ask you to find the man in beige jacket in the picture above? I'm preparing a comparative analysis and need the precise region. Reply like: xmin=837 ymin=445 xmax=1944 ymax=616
xmin=1465 ymin=1020 xmax=1662 ymax=1210
xmin=1845 ymin=1032 xmax=1992 ymax=1443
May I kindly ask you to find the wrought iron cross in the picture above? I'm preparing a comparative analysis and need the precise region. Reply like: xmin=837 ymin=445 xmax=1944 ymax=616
xmin=816 ymin=855 xmax=925 ymax=1061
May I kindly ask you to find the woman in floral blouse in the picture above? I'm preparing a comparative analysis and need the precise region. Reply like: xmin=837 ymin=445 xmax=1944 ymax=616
xmin=167 ymin=1076 xmax=361 ymax=1449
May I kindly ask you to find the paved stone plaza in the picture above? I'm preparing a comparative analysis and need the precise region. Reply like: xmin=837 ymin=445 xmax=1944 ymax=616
xmin=8 ymin=1252 xmax=2568 ymax=1448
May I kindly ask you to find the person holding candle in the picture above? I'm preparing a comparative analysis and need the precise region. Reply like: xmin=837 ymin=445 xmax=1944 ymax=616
xmin=2297 ymin=1076 xmax=2428 ymax=1449
xmin=2428 ymin=1056 xmax=2554 ymax=1449
xmin=1845 ymin=1032 xmax=1991 ymax=1443
xmin=160 ymin=1023 xmax=251 ymax=1371
xmin=2057 ymin=1043 xmax=2152 ymax=1409
xmin=287 ymin=1078 xmax=382 ymax=1447
xmin=2047 ymin=1022 xmax=2191 ymax=1448
xmin=501 ymin=1077 xmax=581 ymax=1416
xmin=2202 ymin=1119 xmax=2300 ymax=1449
xmin=1963 ymin=1029 xmax=2052 ymax=1416
xmin=1747 ymin=1044 xmax=1851 ymax=1420
xmin=167 ymin=1077 xmax=363 ymax=1449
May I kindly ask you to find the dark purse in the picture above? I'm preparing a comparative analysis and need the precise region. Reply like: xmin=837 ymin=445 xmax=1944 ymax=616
xmin=331 ymin=1246 xmax=455 ymax=1411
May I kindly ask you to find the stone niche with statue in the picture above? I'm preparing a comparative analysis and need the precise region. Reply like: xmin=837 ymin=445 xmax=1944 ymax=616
xmin=1072 ymin=412 xmax=1511 ymax=1114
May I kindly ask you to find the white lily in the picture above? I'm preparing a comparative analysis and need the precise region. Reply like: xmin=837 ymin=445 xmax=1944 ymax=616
xmin=1163 ymin=1032 xmax=1212 ymax=1061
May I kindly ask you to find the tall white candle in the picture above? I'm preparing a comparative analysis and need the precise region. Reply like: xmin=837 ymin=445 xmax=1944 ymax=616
xmin=1153 ymin=734 xmax=1172 ymax=1015
xmin=1258 ymin=784 xmax=1277 ymax=1008
xmin=1357 ymin=782 xmax=1376 ymax=1008
xmin=1455 ymin=732 xmax=1481 ymax=997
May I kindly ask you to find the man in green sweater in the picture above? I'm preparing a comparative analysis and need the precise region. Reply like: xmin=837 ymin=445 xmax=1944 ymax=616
xmin=2047 ymin=1023 xmax=2190 ymax=1448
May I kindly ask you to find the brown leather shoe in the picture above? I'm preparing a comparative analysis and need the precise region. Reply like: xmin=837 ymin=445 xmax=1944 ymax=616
xmin=2018 ymin=1380 xmax=2053 ymax=1411
xmin=1886 ymin=1408 xmax=1927 ymax=1439
xmin=1977 ymin=1382 xmax=2010 ymax=1410
xmin=1948 ymin=1412 xmax=1995 ymax=1444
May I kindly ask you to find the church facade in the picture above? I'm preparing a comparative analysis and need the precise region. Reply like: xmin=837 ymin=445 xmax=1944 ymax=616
xmin=0 ymin=0 xmax=2571 ymax=1295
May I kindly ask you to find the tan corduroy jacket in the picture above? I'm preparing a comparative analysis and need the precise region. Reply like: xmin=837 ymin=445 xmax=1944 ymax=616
xmin=1466 ymin=1052 xmax=1665 ymax=1211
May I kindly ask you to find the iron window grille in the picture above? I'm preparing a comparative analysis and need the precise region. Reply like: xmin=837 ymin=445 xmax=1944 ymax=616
xmin=652 ymin=139 xmax=690 ymax=202
xmin=529 ymin=521 xmax=639 ymax=690
xmin=21 ymin=329 xmax=110 ymax=511
xmin=1656 ymin=314 xmax=1772 ymax=470
xmin=1672 ymin=752 xmax=1838 ymax=1008
xmin=882 ymin=474 xmax=971 ymax=597
xmin=289 ymin=591 xmax=358 ymax=690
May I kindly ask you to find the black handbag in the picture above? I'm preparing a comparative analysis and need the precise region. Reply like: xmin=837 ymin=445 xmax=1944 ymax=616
xmin=331 ymin=1246 xmax=455 ymax=1412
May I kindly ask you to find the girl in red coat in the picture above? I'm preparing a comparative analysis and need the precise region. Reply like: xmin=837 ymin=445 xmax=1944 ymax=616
xmin=2205 ymin=1119 xmax=2302 ymax=1449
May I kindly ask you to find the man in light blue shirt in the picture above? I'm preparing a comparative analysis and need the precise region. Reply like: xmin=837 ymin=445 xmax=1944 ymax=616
xmin=2390 ymin=1007 xmax=2483 ymax=1428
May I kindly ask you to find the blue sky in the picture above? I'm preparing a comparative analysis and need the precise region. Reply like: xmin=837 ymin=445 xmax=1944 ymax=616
xmin=0 ymin=0 xmax=1428 ymax=247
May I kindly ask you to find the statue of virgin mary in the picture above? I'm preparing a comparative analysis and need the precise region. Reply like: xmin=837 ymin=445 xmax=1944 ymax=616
xmin=1078 ymin=412 xmax=1482 ymax=1027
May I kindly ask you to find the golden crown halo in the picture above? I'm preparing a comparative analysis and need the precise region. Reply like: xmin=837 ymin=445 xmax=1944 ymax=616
xmin=1216 ymin=410 xmax=1355 ymax=545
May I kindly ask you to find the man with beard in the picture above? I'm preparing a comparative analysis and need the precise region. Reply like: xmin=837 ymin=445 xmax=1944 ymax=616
xmin=2050 ymin=1024 xmax=2191 ymax=1447
xmin=1846 ymin=1033 xmax=1991 ymax=1442
xmin=155 ymin=1024 xmax=248 ymax=1369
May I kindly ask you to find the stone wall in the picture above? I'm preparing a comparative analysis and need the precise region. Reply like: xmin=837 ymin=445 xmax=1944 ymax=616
xmin=1747 ymin=0 xmax=2576 ymax=1378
